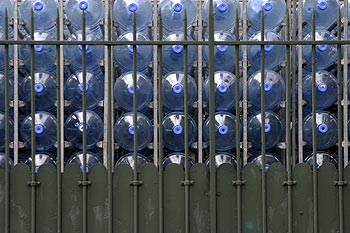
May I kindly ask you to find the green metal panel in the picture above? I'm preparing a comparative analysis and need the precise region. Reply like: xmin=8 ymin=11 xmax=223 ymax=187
xmin=292 ymin=163 xmax=313 ymax=233
xmin=318 ymin=163 xmax=339 ymax=233
xmin=62 ymin=164 xmax=83 ymax=233
xmin=164 ymin=164 xmax=185 ymax=233
xmin=138 ymin=163 xmax=159 ymax=233
xmin=113 ymin=164 xmax=133 ymax=233
xmin=0 ymin=168 xmax=4 ymax=231
xmin=10 ymin=164 xmax=31 ymax=233
xmin=189 ymin=163 xmax=210 ymax=233
xmin=266 ymin=163 xmax=288 ymax=233
xmin=216 ymin=163 xmax=237 ymax=233
xmin=344 ymin=165 xmax=350 ymax=232
xmin=36 ymin=164 xmax=57 ymax=233
xmin=88 ymin=164 xmax=108 ymax=233
xmin=242 ymin=163 xmax=262 ymax=233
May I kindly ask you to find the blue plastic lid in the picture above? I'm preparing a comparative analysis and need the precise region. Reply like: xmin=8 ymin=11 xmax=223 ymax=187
xmin=34 ymin=83 xmax=45 ymax=93
xmin=217 ymin=45 xmax=228 ymax=52
xmin=127 ymin=85 xmax=134 ymax=94
xmin=218 ymin=125 xmax=228 ymax=135
xmin=263 ymin=2 xmax=273 ymax=11
xmin=34 ymin=44 xmax=44 ymax=52
xmin=128 ymin=125 xmax=135 ymax=135
xmin=173 ymin=125 xmax=183 ymax=135
xmin=33 ymin=1 xmax=44 ymax=11
xmin=79 ymin=1 xmax=89 ymax=10
xmin=264 ymin=82 xmax=272 ymax=92
xmin=172 ymin=84 xmax=183 ymax=94
xmin=172 ymin=45 xmax=184 ymax=54
xmin=217 ymin=2 xmax=228 ymax=12
xmin=78 ymin=45 xmax=90 ymax=51
xmin=35 ymin=166 xmax=40 ymax=173
xmin=78 ymin=83 xmax=89 ymax=92
xmin=173 ymin=3 xmax=183 ymax=12
xmin=318 ymin=0 xmax=328 ymax=10
xmin=77 ymin=123 xmax=89 ymax=132
xmin=217 ymin=83 xmax=228 ymax=93
xmin=35 ymin=124 xmax=45 ymax=135
xmin=317 ymin=83 xmax=327 ymax=92
xmin=318 ymin=123 xmax=328 ymax=133
xmin=128 ymin=2 xmax=139 ymax=12
xmin=80 ymin=165 xmax=90 ymax=173
xmin=317 ymin=44 xmax=328 ymax=51
xmin=264 ymin=123 xmax=271 ymax=133
xmin=264 ymin=164 xmax=270 ymax=171
xmin=264 ymin=44 xmax=273 ymax=52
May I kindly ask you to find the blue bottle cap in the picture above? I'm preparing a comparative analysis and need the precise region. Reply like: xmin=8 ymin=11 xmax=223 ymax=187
xmin=172 ymin=45 xmax=184 ymax=54
xmin=173 ymin=125 xmax=183 ymax=135
xmin=264 ymin=44 xmax=273 ymax=52
xmin=264 ymin=123 xmax=271 ymax=133
xmin=35 ymin=124 xmax=45 ymax=135
xmin=217 ymin=83 xmax=228 ymax=93
xmin=34 ymin=83 xmax=45 ymax=93
xmin=78 ymin=83 xmax=89 ymax=92
xmin=318 ymin=0 xmax=328 ymax=10
xmin=218 ymin=125 xmax=228 ymax=135
xmin=128 ymin=125 xmax=135 ymax=135
xmin=264 ymin=164 xmax=270 ymax=171
xmin=317 ymin=44 xmax=328 ymax=51
xmin=173 ymin=3 xmax=183 ymax=13
xmin=79 ymin=1 xmax=89 ymax=10
xmin=80 ymin=165 xmax=89 ymax=173
xmin=78 ymin=44 xmax=90 ymax=51
xmin=34 ymin=44 xmax=44 ymax=52
xmin=33 ymin=1 xmax=44 ymax=11
xmin=35 ymin=166 xmax=40 ymax=173
xmin=317 ymin=83 xmax=327 ymax=92
xmin=217 ymin=45 xmax=228 ymax=52
xmin=217 ymin=2 xmax=228 ymax=12
xmin=128 ymin=2 xmax=139 ymax=12
xmin=263 ymin=2 xmax=273 ymax=11
xmin=127 ymin=85 xmax=134 ymax=94
xmin=172 ymin=84 xmax=183 ymax=94
xmin=318 ymin=123 xmax=328 ymax=133
xmin=77 ymin=123 xmax=89 ymax=132
xmin=264 ymin=82 xmax=272 ymax=92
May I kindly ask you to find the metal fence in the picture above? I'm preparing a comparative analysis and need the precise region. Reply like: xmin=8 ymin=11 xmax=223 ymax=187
xmin=1 ymin=0 xmax=350 ymax=232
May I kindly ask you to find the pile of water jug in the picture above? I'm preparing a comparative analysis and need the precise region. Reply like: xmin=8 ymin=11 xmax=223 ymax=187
xmin=0 ymin=0 xmax=349 ymax=172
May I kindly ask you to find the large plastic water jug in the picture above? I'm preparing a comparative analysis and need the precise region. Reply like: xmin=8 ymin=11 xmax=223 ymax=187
xmin=0 ymin=113 xmax=14 ymax=151
xmin=304 ymin=151 xmax=338 ymax=169
xmin=116 ymin=153 xmax=150 ymax=171
xmin=205 ymin=152 xmax=237 ymax=167
xmin=248 ymin=154 xmax=280 ymax=171
xmin=67 ymin=151 xmax=102 ymax=172
xmin=0 ymin=71 xmax=13 ymax=112
xmin=24 ymin=153 xmax=56 ymax=173
xmin=162 ymin=152 xmax=195 ymax=170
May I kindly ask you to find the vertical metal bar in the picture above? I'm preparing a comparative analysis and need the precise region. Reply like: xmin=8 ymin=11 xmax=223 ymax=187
xmin=30 ymin=9 xmax=37 ymax=233
xmin=183 ymin=10 xmax=190 ymax=233
xmin=234 ymin=9 xmax=242 ymax=233
xmin=336 ymin=10 xmax=344 ymax=233
xmin=344 ymin=0 xmax=349 ymax=165
xmin=132 ymin=12 xmax=139 ymax=233
xmin=55 ymin=9 xmax=62 ymax=233
xmin=260 ymin=8 xmax=267 ymax=233
xmin=197 ymin=0 xmax=204 ymax=163
xmin=13 ymin=0 xmax=19 ymax=165
xmin=311 ymin=10 xmax=318 ymax=233
xmin=284 ymin=2 xmax=293 ymax=233
xmin=208 ymin=0 xmax=217 ymax=232
xmin=4 ymin=9 xmax=10 ymax=233
xmin=242 ymin=0 xmax=248 ymax=165
xmin=59 ymin=0 xmax=65 ymax=174
xmin=81 ymin=11 xmax=88 ymax=233
xmin=157 ymin=13 xmax=164 ymax=233
xmin=291 ymin=0 xmax=297 ymax=165
xmin=297 ymin=0 xmax=304 ymax=163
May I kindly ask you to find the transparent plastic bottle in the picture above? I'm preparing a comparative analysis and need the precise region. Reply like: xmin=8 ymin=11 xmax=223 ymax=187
xmin=116 ymin=153 xmax=150 ymax=171
xmin=162 ymin=71 xmax=197 ymax=112
xmin=203 ymin=71 xmax=242 ymax=111
xmin=24 ymin=153 xmax=56 ymax=173
xmin=20 ymin=72 xmax=57 ymax=111
xmin=114 ymin=72 xmax=152 ymax=112
xmin=64 ymin=110 xmax=103 ymax=150
xmin=303 ymin=111 xmax=338 ymax=150
xmin=114 ymin=33 xmax=152 ymax=74
xmin=0 ymin=30 xmax=14 ymax=72
xmin=162 ymin=152 xmax=195 ymax=170
xmin=248 ymin=154 xmax=280 ymax=171
xmin=247 ymin=69 xmax=285 ymax=111
xmin=20 ymin=111 xmax=57 ymax=151
xmin=162 ymin=112 xmax=197 ymax=151
xmin=67 ymin=151 xmax=102 ymax=173
xmin=0 ymin=71 xmax=14 ymax=112
xmin=203 ymin=112 xmax=239 ymax=151
xmin=114 ymin=112 xmax=153 ymax=151
xmin=0 ymin=152 xmax=14 ymax=169
xmin=65 ymin=72 xmax=104 ymax=110
xmin=205 ymin=152 xmax=237 ymax=167
xmin=304 ymin=151 xmax=338 ymax=169
xmin=248 ymin=111 xmax=284 ymax=150
xmin=0 ymin=0 xmax=14 ymax=35
xmin=0 ymin=113 xmax=14 ymax=151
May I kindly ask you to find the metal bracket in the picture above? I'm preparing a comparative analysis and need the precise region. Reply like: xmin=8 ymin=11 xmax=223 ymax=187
xmin=78 ymin=181 xmax=92 ymax=186
xmin=130 ymin=180 xmax=143 ymax=186
xmin=283 ymin=181 xmax=296 ymax=186
xmin=181 ymin=180 xmax=194 ymax=186
xmin=334 ymin=181 xmax=348 ymax=186
xmin=232 ymin=180 xmax=246 ymax=186
xmin=27 ymin=181 xmax=40 ymax=187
